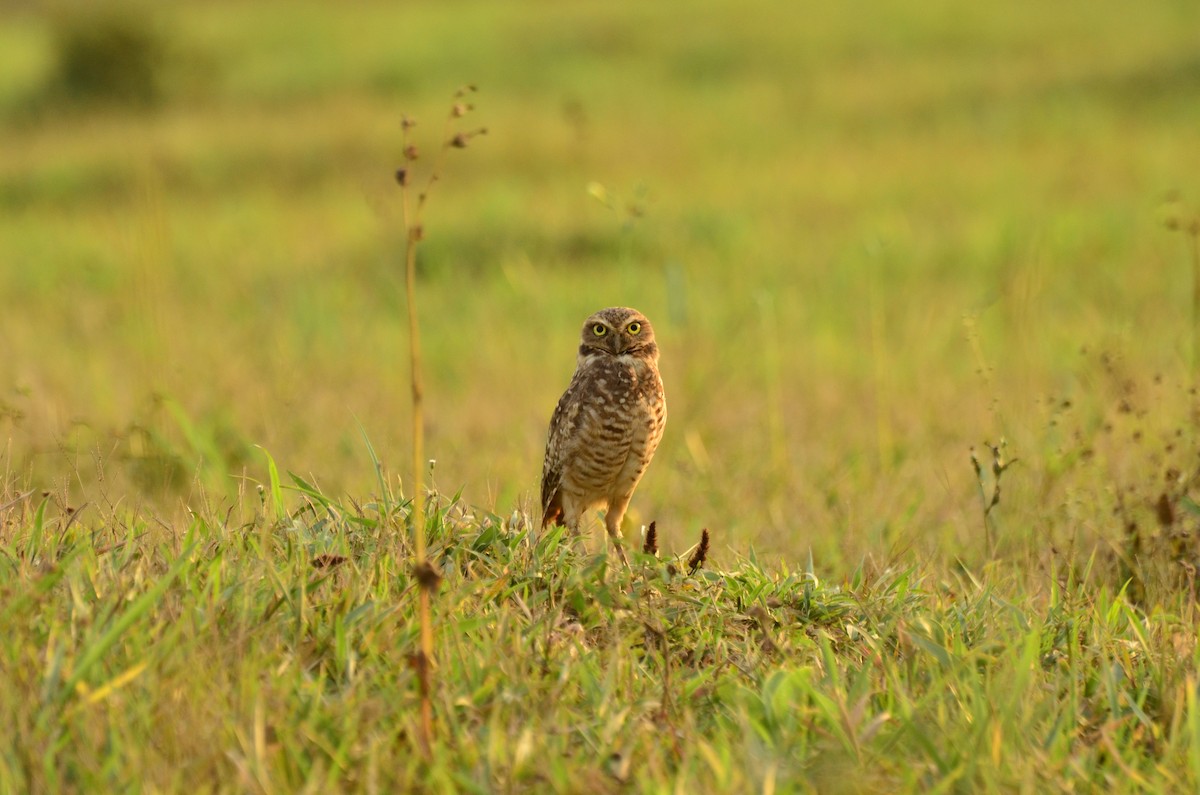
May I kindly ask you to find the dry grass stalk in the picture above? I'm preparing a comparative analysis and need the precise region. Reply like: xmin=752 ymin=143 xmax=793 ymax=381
xmin=394 ymin=86 xmax=484 ymax=754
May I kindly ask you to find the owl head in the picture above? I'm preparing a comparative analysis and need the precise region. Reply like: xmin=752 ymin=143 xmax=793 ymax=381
xmin=579 ymin=307 xmax=658 ymax=359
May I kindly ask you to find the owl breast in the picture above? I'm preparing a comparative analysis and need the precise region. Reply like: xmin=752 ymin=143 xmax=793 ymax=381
xmin=558 ymin=353 xmax=666 ymax=508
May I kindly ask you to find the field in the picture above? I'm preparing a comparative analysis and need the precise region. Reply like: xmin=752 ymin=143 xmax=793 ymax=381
xmin=3 ymin=0 xmax=1200 ymax=790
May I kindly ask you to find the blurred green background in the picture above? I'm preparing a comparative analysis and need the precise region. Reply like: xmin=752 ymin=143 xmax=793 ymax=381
xmin=2 ymin=0 xmax=1199 ymax=563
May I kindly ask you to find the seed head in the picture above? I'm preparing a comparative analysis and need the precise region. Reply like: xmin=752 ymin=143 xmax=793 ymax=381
xmin=687 ymin=528 xmax=710 ymax=575
xmin=1156 ymin=493 xmax=1175 ymax=527
xmin=404 ymin=144 xmax=419 ymax=161
xmin=414 ymin=560 xmax=442 ymax=592
xmin=394 ymin=168 xmax=408 ymax=186
xmin=643 ymin=520 xmax=658 ymax=556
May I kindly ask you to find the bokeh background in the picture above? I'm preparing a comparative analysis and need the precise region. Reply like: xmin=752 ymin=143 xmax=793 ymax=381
xmin=2 ymin=0 xmax=1199 ymax=565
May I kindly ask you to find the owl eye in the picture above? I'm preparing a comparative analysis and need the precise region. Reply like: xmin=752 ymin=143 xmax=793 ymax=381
xmin=627 ymin=321 xmax=642 ymax=335
xmin=592 ymin=323 xmax=608 ymax=336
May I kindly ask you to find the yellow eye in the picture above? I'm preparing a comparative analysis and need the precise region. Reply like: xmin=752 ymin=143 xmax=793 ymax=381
xmin=627 ymin=321 xmax=642 ymax=335
xmin=592 ymin=323 xmax=607 ymax=336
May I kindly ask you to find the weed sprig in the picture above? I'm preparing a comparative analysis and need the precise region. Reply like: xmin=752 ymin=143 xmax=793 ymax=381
xmin=393 ymin=86 xmax=485 ymax=753
xmin=970 ymin=439 xmax=1017 ymax=558
xmin=1161 ymin=194 xmax=1200 ymax=432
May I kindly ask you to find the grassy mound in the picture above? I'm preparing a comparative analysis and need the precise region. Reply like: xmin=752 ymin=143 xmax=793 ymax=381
xmin=2 ymin=475 xmax=1196 ymax=792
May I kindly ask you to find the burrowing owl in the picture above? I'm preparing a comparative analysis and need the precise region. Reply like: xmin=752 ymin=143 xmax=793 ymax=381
xmin=540 ymin=307 xmax=667 ymax=561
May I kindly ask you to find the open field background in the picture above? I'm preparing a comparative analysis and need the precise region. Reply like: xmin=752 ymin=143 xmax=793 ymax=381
xmin=3 ymin=0 xmax=1200 ymax=790
xmin=1 ymin=0 xmax=1197 ymax=564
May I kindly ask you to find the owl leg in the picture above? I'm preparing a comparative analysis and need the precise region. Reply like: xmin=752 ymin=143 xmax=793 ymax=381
xmin=604 ymin=496 xmax=632 ymax=568
xmin=560 ymin=493 xmax=584 ymax=534
xmin=556 ymin=494 xmax=591 ymax=557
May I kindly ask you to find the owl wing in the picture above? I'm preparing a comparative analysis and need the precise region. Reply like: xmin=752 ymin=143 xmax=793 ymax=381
xmin=540 ymin=374 xmax=584 ymax=526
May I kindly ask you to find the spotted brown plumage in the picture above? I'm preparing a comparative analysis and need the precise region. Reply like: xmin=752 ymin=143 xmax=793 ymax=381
xmin=540 ymin=307 xmax=667 ymax=562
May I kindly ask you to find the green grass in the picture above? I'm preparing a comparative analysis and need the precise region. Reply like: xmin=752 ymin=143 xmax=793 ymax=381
xmin=3 ymin=0 xmax=1200 ymax=789
xmin=4 ymin=485 xmax=1199 ymax=792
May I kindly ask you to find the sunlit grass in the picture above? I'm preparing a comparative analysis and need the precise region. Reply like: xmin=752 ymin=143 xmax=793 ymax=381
xmin=2 ymin=479 xmax=1199 ymax=791
xmin=3 ymin=2 xmax=1200 ymax=784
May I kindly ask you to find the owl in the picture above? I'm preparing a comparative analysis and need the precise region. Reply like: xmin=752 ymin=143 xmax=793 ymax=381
xmin=540 ymin=306 xmax=667 ymax=563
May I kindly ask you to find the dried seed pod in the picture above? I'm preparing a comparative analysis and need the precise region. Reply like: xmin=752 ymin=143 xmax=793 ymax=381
xmin=643 ymin=521 xmax=658 ymax=556
xmin=414 ymin=560 xmax=442 ymax=592
xmin=687 ymin=528 xmax=710 ymax=575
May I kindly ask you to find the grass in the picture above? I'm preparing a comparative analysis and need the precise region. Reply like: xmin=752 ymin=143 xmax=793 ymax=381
xmin=4 ymin=481 xmax=1199 ymax=791
xmin=3 ymin=0 xmax=1200 ymax=789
